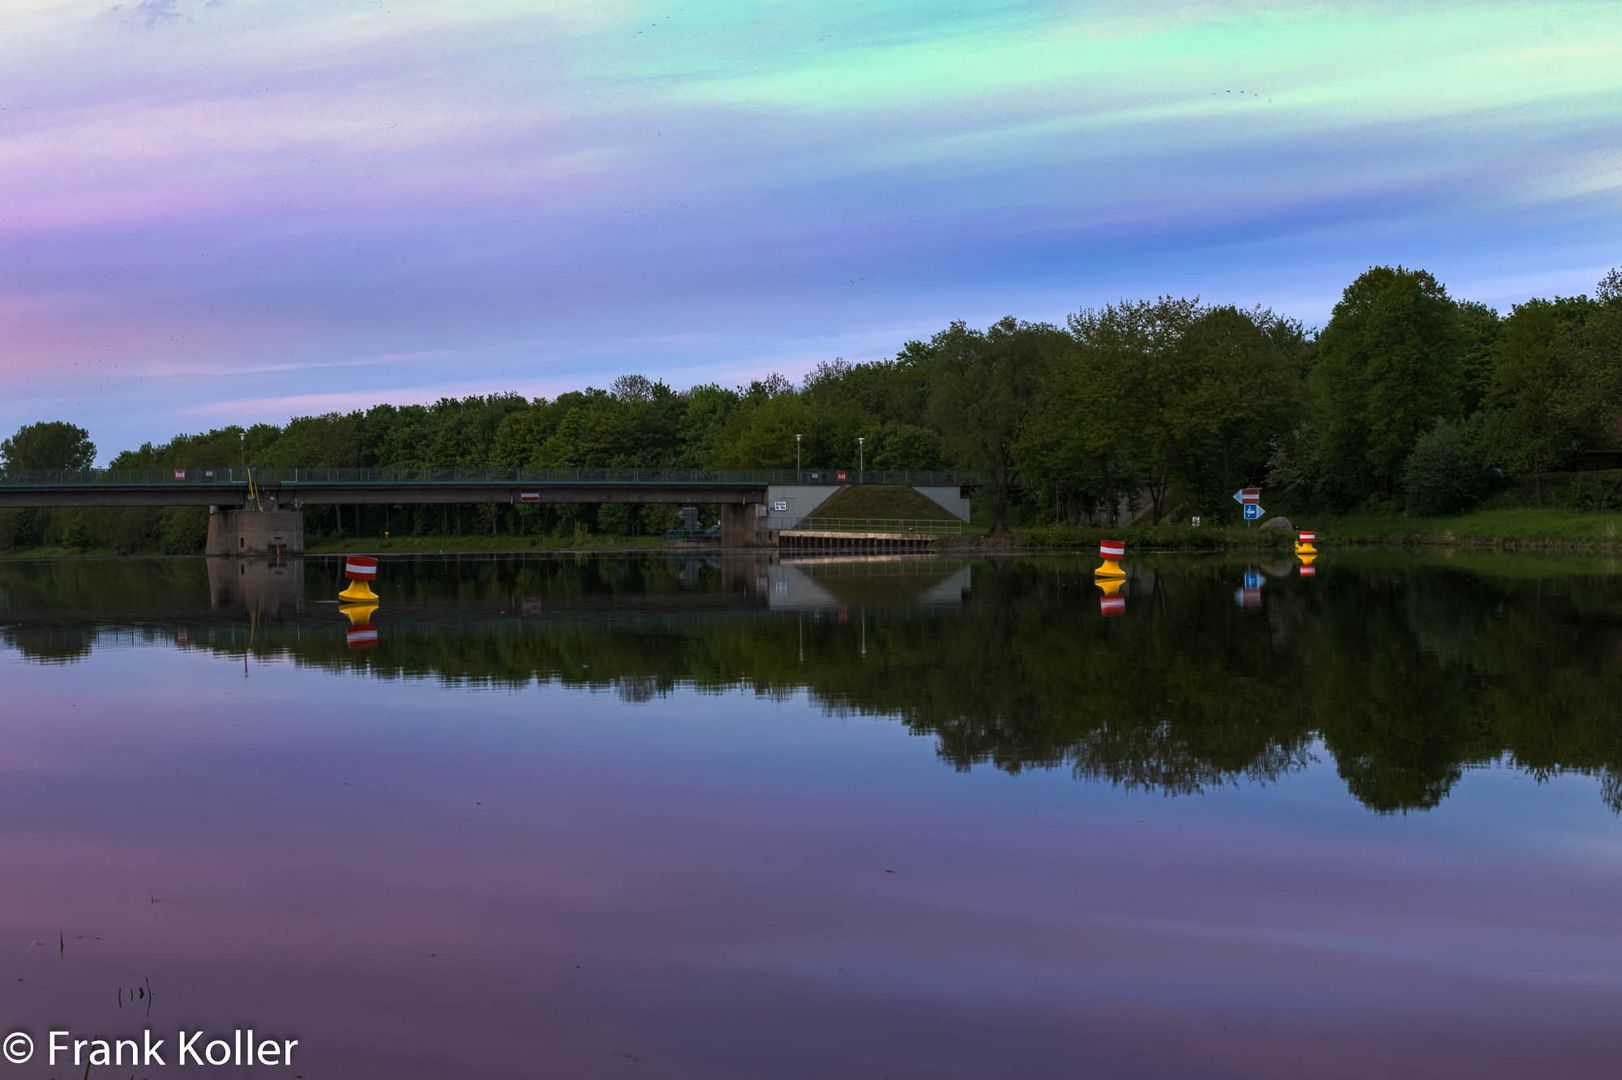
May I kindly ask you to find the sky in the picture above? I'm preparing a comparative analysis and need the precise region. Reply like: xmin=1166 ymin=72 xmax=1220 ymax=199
xmin=2 ymin=0 xmax=1620 ymax=460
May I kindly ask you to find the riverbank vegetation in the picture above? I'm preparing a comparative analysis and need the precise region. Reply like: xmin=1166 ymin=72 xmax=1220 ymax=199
xmin=2 ymin=265 xmax=1617 ymax=554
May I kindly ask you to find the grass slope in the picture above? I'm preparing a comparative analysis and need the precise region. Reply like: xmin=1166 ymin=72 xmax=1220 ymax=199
xmin=1317 ymin=508 xmax=1622 ymax=548
xmin=809 ymin=485 xmax=958 ymax=521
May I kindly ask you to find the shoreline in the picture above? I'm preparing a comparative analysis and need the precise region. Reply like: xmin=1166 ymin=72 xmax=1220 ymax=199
xmin=2 ymin=508 xmax=1617 ymax=559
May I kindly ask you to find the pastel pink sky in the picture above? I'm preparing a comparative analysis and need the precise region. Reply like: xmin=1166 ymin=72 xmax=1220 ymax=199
xmin=2 ymin=0 xmax=1619 ymax=459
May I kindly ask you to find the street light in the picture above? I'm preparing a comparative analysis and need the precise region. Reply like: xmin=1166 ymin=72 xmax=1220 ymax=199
xmin=795 ymin=433 xmax=802 ymax=477
xmin=858 ymin=436 xmax=864 ymax=482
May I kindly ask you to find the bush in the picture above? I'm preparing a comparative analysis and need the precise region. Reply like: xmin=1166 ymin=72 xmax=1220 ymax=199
xmin=1403 ymin=421 xmax=1488 ymax=516
xmin=1553 ymin=471 xmax=1622 ymax=513
xmin=1015 ymin=522 xmax=1291 ymax=551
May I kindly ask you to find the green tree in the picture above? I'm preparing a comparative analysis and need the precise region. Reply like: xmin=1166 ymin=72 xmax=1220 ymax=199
xmin=1171 ymin=305 xmax=1306 ymax=508
xmin=1312 ymin=267 xmax=1465 ymax=504
xmin=1063 ymin=297 xmax=1203 ymax=523
xmin=1455 ymin=300 xmax=1503 ymax=416
xmin=2 ymin=421 xmax=96 ymax=472
xmin=1403 ymin=418 xmax=1487 ymax=515
xmin=675 ymin=383 xmax=740 ymax=467
xmin=1559 ymin=268 xmax=1622 ymax=452
xmin=1478 ymin=296 xmax=1592 ymax=499
xmin=869 ymin=423 xmax=942 ymax=470
xmin=926 ymin=317 xmax=1064 ymax=531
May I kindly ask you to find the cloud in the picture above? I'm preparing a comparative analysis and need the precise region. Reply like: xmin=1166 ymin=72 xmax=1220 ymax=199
xmin=138 ymin=0 xmax=183 ymax=26
xmin=180 ymin=382 xmax=567 ymax=423
xmin=4 ymin=0 xmax=1621 ymax=457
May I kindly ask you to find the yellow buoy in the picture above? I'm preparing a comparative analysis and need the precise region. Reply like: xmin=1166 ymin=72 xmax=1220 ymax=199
xmin=340 ymin=555 xmax=380 ymax=603
xmin=1094 ymin=539 xmax=1127 ymax=578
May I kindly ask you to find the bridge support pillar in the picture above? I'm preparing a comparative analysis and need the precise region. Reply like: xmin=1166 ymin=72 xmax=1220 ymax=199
xmin=206 ymin=508 xmax=305 ymax=557
xmin=720 ymin=503 xmax=771 ymax=548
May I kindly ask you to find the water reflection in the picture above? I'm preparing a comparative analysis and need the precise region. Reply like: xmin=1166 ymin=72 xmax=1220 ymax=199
xmin=3 ymin=552 xmax=1622 ymax=1078
xmin=2 ymin=552 xmax=1620 ymax=816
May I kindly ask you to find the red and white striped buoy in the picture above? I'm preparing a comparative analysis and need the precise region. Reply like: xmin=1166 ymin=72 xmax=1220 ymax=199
xmin=339 ymin=555 xmax=380 ymax=603
xmin=1094 ymin=539 xmax=1127 ymax=578
xmin=1295 ymin=530 xmax=1317 ymax=555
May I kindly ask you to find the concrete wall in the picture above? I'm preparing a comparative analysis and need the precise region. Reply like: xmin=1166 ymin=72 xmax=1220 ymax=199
xmin=763 ymin=484 xmax=971 ymax=527
xmin=762 ymin=485 xmax=840 ymax=530
xmin=913 ymin=485 xmax=970 ymax=522
xmin=206 ymin=509 xmax=305 ymax=556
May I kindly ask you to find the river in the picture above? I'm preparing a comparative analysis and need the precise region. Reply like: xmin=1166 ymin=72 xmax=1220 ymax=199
xmin=1 ymin=552 xmax=1618 ymax=1077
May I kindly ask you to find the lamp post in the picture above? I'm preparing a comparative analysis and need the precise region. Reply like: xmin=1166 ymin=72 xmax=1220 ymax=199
xmin=858 ymin=436 xmax=864 ymax=482
xmin=795 ymin=433 xmax=802 ymax=478
xmin=239 ymin=431 xmax=245 ymax=485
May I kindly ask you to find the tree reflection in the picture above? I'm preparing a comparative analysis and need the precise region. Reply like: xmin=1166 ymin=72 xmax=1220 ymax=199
xmin=1 ymin=554 xmax=1619 ymax=815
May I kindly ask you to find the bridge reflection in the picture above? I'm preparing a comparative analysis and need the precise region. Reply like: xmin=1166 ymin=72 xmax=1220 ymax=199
xmin=0 ymin=552 xmax=972 ymax=630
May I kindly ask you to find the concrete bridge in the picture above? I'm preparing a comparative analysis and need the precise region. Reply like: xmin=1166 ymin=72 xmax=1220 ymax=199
xmin=0 ymin=466 xmax=973 ymax=553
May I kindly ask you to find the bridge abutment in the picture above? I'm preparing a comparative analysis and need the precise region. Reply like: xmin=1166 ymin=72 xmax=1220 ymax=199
xmin=720 ymin=503 xmax=771 ymax=548
xmin=206 ymin=508 xmax=305 ymax=557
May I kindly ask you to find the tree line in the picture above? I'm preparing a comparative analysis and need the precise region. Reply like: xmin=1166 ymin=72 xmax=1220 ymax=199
xmin=2 ymin=265 xmax=1619 ymax=552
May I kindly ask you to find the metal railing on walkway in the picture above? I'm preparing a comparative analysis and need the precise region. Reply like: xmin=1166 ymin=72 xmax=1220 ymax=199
xmin=0 ymin=466 xmax=982 ymax=488
xmin=789 ymin=517 xmax=965 ymax=534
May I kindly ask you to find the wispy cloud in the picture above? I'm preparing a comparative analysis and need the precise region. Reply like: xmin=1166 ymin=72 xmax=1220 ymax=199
xmin=181 ymin=382 xmax=567 ymax=423
xmin=1 ymin=0 xmax=1619 ymax=456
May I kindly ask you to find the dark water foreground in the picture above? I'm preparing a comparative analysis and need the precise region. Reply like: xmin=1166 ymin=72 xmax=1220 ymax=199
xmin=0 ymin=552 xmax=1619 ymax=1078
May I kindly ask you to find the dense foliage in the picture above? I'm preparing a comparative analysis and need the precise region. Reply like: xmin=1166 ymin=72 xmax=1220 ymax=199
xmin=2 ymin=266 xmax=1618 ymax=552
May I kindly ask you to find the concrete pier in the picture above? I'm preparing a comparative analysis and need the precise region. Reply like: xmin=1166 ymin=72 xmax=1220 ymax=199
xmin=719 ymin=503 xmax=772 ymax=547
xmin=206 ymin=508 xmax=305 ymax=556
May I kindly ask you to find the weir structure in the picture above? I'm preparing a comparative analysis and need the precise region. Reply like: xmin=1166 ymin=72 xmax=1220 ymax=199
xmin=0 ymin=467 xmax=975 ymax=554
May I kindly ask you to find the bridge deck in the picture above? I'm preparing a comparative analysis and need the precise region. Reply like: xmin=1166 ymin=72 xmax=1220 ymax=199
xmin=0 ymin=467 xmax=977 ymax=509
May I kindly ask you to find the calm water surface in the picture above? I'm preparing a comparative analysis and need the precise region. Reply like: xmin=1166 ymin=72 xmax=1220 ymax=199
xmin=1 ymin=552 xmax=1619 ymax=1078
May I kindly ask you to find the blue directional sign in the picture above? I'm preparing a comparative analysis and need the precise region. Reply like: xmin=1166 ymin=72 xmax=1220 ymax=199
xmin=1242 ymin=503 xmax=1264 ymax=521
xmin=1243 ymin=569 xmax=1265 ymax=590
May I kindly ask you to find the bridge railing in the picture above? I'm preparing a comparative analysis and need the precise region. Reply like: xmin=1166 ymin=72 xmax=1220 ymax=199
xmin=0 ymin=466 xmax=982 ymax=488
xmin=793 ymin=517 xmax=965 ymax=534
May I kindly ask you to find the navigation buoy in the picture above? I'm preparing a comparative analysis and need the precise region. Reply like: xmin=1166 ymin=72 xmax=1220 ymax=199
xmin=1298 ymin=555 xmax=1317 ymax=578
xmin=1295 ymin=530 xmax=1317 ymax=556
xmin=1094 ymin=539 xmax=1127 ymax=578
xmin=339 ymin=555 xmax=380 ymax=603
xmin=1096 ymin=576 xmax=1126 ymax=617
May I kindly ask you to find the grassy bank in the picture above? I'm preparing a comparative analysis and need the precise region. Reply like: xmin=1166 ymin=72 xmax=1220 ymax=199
xmin=0 ymin=544 xmax=131 ymax=560
xmin=4 ymin=508 xmax=1616 ymax=558
xmin=1313 ymin=508 xmax=1622 ymax=550
xmin=996 ymin=507 xmax=1620 ymax=553
xmin=1006 ymin=522 xmax=1295 ymax=552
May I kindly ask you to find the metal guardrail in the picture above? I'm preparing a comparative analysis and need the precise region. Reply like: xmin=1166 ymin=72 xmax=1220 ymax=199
xmin=0 ymin=466 xmax=982 ymax=488
xmin=791 ymin=517 xmax=965 ymax=534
